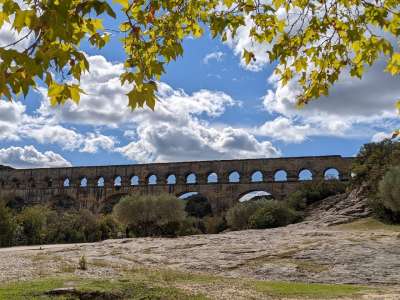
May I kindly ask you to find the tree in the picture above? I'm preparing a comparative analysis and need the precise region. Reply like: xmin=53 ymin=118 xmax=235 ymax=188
xmin=113 ymin=193 xmax=187 ymax=237
xmin=0 ymin=0 xmax=399 ymax=134
xmin=378 ymin=166 xmax=400 ymax=214
xmin=0 ymin=201 xmax=17 ymax=247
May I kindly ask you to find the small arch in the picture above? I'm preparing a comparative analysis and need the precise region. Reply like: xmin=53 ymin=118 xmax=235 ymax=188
xmin=12 ymin=178 xmax=20 ymax=188
xmin=207 ymin=172 xmax=218 ymax=183
xmin=324 ymin=168 xmax=340 ymax=180
xmin=186 ymin=173 xmax=197 ymax=184
xmin=228 ymin=171 xmax=240 ymax=183
xmin=63 ymin=178 xmax=70 ymax=187
xmin=28 ymin=178 xmax=35 ymax=188
xmin=167 ymin=174 xmax=176 ymax=185
xmin=114 ymin=176 xmax=122 ymax=187
xmin=274 ymin=170 xmax=287 ymax=182
xmin=47 ymin=178 xmax=53 ymax=188
xmin=148 ymin=174 xmax=157 ymax=185
xmin=299 ymin=169 xmax=313 ymax=181
xmin=130 ymin=175 xmax=139 ymax=186
xmin=238 ymin=190 xmax=273 ymax=202
xmin=97 ymin=177 xmax=105 ymax=187
xmin=80 ymin=177 xmax=88 ymax=187
xmin=251 ymin=171 xmax=263 ymax=182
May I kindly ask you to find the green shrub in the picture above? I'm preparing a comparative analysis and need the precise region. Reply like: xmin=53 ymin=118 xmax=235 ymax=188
xmin=369 ymin=167 xmax=400 ymax=223
xmin=184 ymin=194 xmax=212 ymax=218
xmin=18 ymin=205 xmax=52 ymax=245
xmin=378 ymin=167 xmax=400 ymax=213
xmin=298 ymin=180 xmax=346 ymax=204
xmin=226 ymin=200 xmax=265 ymax=230
xmin=352 ymin=140 xmax=400 ymax=195
xmin=113 ymin=193 xmax=187 ymax=237
xmin=203 ymin=215 xmax=227 ymax=234
xmin=0 ymin=201 xmax=17 ymax=247
xmin=249 ymin=200 xmax=302 ymax=229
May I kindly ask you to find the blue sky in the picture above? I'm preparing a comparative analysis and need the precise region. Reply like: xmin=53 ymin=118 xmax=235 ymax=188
xmin=0 ymin=4 xmax=399 ymax=168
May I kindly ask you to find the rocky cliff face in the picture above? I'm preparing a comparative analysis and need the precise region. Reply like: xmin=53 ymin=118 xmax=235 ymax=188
xmin=304 ymin=187 xmax=371 ymax=226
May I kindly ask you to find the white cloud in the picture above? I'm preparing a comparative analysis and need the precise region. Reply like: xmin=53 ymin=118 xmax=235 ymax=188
xmin=0 ymin=145 xmax=71 ymax=168
xmin=371 ymin=132 xmax=393 ymax=143
xmin=261 ymin=61 xmax=400 ymax=139
xmin=203 ymin=51 xmax=225 ymax=64
xmin=225 ymin=15 xmax=270 ymax=71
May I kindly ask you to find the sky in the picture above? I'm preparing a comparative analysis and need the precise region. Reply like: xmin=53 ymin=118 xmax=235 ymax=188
xmin=0 ymin=4 xmax=399 ymax=168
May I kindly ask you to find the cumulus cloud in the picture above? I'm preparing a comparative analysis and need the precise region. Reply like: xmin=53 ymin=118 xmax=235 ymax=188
xmin=225 ymin=15 xmax=270 ymax=71
xmin=203 ymin=51 xmax=225 ymax=64
xmin=261 ymin=61 xmax=400 ymax=140
xmin=0 ymin=145 xmax=71 ymax=168
xmin=35 ymin=54 xmax=281 ymax=162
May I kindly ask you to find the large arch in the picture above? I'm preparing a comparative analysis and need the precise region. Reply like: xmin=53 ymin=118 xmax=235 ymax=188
xmin=80 ymin=177 xmax=88 ymax=187
xmin=97 ymin=177 xmax=105 ymax=187
xmin=237 ymin=190 xmax=273 ymax=202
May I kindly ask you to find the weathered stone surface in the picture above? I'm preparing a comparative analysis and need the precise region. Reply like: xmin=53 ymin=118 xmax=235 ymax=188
xmin=305 ymin=187 xmax=371 ymax=226
xmin=0 ymin=156 xmax=353 ymax=213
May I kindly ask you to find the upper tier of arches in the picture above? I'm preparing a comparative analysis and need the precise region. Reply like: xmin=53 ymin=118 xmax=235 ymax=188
xmin=0 ymin=156 xmax=351 ymax=189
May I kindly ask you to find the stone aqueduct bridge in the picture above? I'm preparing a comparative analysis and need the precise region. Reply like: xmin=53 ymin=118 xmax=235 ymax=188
xmin=0 ymin=155 xmax=353 ymax=213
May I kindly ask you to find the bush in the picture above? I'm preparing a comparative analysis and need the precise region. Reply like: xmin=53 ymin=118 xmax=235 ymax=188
xmin=378 ymin=167 xmax=400 ymax=213
xmin=18 ymin=205 xmax=52 ymax=245
xmin=298 ymin=180 xmax=346 ymax=205
xmin=203 ymin=215 xmax=227 ymax=234
xmin=352 ymin=140 xmax=400 ymax=194
xmin=0 ymin=201 xmax=17 ymax=247
xmin=184 ymin=194 xmax=212 ymax=218
xmin=113 ymin=193 xmax=187 ymax=237
xmin=226 ymin=200 xmax=265 ymax=230
xmin=369 ymin=167 xmax=400 ymax=223
xmin=248 ymin=200 xmax=302 ymax=229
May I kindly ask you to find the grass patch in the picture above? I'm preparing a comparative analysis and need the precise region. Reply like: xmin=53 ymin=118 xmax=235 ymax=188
xmin=252 ymin=281 xmax=368 ymax=298
xmin=0 ymin=267 xmax=375 ymax=300
xmin=333 ymin=217 xmax=400 ymax=232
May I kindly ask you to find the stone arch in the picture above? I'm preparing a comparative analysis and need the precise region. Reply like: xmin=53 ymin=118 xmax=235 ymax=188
xmin=28 ymin=177 xmax=35 ymax=188
xmin=274 ymin=169 xmax=288 ymax=182
xmin=207 ymin=172 xmax=218 ymax=183
xmin=50 ymin=194 xmax=80 ymax=210
xmin=177 ymin=191 xmax=200 ymax=199
xmin=114 ymin=175 xmax=122 ymax=187
xmin=11 ymin=178 xmax=20 ymax=188
xmin=166 ymin=174 xmax=176 ymax=185
xmin=63 ymin=178 xmax=70 ymax=187
xmin=324 ymin=167 xmax=340 ymax=180
xmin=251 ymin=170 xmax=263 ymax=182
xmin=228 ymin=170 xmax=240 ymax=183
xmin=298 ymin=169 xmax=313 ymax=181
xmin=147 ymin=174 xmax=157 ymax=185
xmin=130 ymin=175 xmax=139 ymax=186
xmin=80 ymin=177 xmax=88 ymax=187
xmin=237 ymin=190 xmax=273 ymax=202
xmin=186 ymin=172 xmax=197 ymax=184
xmin=45 ymin=177 xmax=53 ymax=188
xmin=97 ymin=176 xmax=105 ymax=187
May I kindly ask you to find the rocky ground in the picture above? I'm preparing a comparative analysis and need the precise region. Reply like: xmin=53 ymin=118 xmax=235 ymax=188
xmin=1 ymin=190 xmax=400 ymax=298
